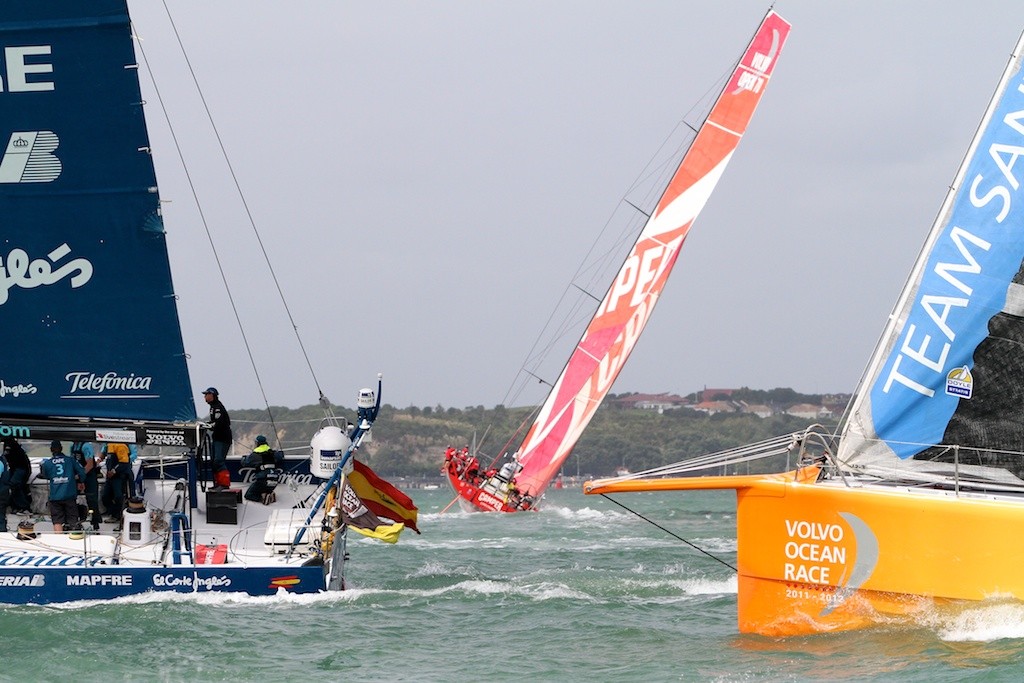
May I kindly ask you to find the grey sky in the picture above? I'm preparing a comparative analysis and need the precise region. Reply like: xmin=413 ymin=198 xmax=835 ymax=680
xmin=126 ymin=1 xmax=1024 ymax=412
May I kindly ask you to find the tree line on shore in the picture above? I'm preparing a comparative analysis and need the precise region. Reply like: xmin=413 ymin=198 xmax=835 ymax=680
xmin=230 ymin=388 xmax=839 ymax=479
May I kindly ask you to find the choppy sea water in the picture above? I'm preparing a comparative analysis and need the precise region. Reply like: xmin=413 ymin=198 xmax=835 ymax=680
xmin=3 ymin=487 xmax=1024 ymax=682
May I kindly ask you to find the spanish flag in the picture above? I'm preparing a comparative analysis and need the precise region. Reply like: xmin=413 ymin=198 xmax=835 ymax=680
xmin=340 ymin=479 xmax=405 ymax=543
xmin=350 ymin=458 xmax=420 ymax=534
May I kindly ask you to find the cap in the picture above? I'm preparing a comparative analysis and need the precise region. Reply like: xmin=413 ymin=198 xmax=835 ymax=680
xmin=49 ymin=439 xmax=61 ymax=450
xmin=203 ymin=387 xmax=219 ymax=396
xmin=255 ymin=435 xmax=267 ymax=445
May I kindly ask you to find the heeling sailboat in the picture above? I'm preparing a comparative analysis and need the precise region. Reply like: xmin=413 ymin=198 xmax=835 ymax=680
xmin=444 ymin=10 xmax=791 ymax=513
xmin=586 ymin=26 xmax=1024 ymax=636
xmin=0 ymin=0 xmax=416 ymax=603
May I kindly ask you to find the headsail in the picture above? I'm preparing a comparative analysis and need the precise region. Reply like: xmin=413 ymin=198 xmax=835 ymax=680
xmin=838 ymin=29 xmax=1024 ymax=474
xmin=512 ymin=11 xmax=792 ymax=499
xmin=0 ymin=1 xmax=195 ymax=423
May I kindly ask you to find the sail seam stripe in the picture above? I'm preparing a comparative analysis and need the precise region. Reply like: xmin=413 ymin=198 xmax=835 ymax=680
xmin=706 ymin=120 xmax=742 ymax=137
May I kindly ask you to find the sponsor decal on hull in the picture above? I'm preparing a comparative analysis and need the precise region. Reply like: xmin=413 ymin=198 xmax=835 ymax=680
xmin=0 ymin=574 xmax=44 ymax=587
xmin=152 ymin=572 xmax=232 ymax=590
xmin=0 ymin=551 xmax=102 ymax=567
xmin=67 ymin=574 xmax=133 ymax=586
xmin=779 ymin=512 xmax=879 ymax=615
xmin=269 ymin=575 xmax=300 ymax=589
xmin=0 ymin=425 xmax=30 ymax=439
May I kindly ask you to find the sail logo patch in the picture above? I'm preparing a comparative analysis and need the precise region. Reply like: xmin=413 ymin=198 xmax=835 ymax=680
xmin=0 ymin=242 xmax=93 ymax=306
xmin=0 ymin=131 xmax=62 ymax=183
xmin=63 ymin=372 xmax=154 ymax=399
xmin=945 ymin=365 xmax=973 ymax=399
xmin=0 ymin=380 xmax=36 ymax=398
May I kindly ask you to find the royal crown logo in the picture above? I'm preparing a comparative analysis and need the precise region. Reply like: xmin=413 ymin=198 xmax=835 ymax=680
xmin=0 ymin=131 xmax=62 ymax=183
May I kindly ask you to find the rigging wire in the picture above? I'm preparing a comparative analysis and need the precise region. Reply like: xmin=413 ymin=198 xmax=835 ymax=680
xmin=492 ymin=66 xmax=727 ymax=424
xmin=599 ymin=494 xmax=736 ymax=572
xmin=131 ymin=23 xmax=283 ymax=443
xmin=139 ymin=4 xmax=334 ymax=446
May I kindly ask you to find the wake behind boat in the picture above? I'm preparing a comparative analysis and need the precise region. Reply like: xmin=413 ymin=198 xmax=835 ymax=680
xmin=444 ymin=10 xmax=791 ymax=513
xmin=586 ymin=22 xmax=1024 ymax=636
xmin=0 ymin=1 xmax=417 ymax=603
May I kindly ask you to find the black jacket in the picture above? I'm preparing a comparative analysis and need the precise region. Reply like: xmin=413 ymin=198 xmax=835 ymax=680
xmin=207 ymin=399 xmax=232 ymax=444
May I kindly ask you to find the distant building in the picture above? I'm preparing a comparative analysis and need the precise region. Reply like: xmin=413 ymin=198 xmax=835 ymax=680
xmin=612 ymin=392 xmax=687 ymax=413
xmin=822 ymin=393 xmax=853 ymax=414
xmin=785 ymin=403 xmax=834 ymax=420
xmin=690 ymin=400 xmax=736 ymax=416
xmin=700 ymin=388 xmax=735 ymax=402
xmin=740 ymin=403 xmax=773 ymax=418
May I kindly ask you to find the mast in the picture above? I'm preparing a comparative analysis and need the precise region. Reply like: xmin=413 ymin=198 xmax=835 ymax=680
xmin=511 ymin=10 xmax=792 ymax=499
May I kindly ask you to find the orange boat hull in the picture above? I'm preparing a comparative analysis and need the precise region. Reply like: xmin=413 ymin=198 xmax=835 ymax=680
xmin=586 ymin=468 xmax=1024 ymax=636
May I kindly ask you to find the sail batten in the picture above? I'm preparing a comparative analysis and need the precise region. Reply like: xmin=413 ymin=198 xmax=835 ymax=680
xmin=509 ymin=11 xmax=792 ymax=501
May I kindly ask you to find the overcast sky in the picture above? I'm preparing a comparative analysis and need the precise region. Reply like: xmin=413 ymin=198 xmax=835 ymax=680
xmin=125 ymin=1 xmax=1024 ymax=412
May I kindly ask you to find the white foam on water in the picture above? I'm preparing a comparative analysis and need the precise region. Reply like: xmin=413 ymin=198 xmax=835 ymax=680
xmin=620 ymin=571 xmax=737 ymax=596
xmin=931 ymin=602 xmax=1024 ymax=642
xmin=33 ymin=586 xmax=368 ymax=610
xmin=420 ymin=578 xmax=593 ymax=602
xmin=406 ymin=560 xmax=480 ymax=579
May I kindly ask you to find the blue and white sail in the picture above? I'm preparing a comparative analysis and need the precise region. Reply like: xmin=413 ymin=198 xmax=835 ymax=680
xmin=0 ymin=1 xmax=195 ymax=423
xmin=838 ymin=32 xmax=1024 ymax=477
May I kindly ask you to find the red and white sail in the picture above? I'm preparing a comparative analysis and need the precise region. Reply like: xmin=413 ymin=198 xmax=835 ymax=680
xmin=512 ymin=11 xmax=792 ymax=500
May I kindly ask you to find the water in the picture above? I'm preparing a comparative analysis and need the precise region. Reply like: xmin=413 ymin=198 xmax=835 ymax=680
xmin=4 ymin=487 xmax=1024 ymax=682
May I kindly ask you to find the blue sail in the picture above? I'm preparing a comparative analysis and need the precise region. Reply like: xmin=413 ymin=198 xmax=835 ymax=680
xmin=839 ymin=37 xmax=1024 ymax=468
xmin=0 ymin=1 xmax=196 ymax=422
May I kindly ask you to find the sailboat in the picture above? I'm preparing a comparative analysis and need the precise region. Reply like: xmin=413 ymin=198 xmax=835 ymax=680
xmin=444 ymin=10 xmax=792 ymax=512
xmin=0 ymin=1 xmax=416 ymax=603
xmin=585 ymin=25 xmax=1024 ymax=636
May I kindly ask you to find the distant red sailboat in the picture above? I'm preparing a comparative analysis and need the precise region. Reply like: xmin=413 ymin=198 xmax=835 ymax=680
xmin=444 ymin=10 xmax=791 ymax=513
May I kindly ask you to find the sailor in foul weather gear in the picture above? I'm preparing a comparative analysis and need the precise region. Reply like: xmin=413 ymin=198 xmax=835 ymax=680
xmin=243 ymin=435 xmax=282 ymax=504
xmin=101 ymin=442 xmax=135 ymax=519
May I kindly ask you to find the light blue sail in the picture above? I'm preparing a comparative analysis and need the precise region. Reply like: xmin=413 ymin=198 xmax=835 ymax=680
xmin=858 ymin=49 xmax=1024 ymax=459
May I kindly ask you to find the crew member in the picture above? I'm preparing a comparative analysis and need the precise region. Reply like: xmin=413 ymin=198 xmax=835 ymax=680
xmin=101 ymin=442 xmax=134 ymax=519
xmin=71 ymin=441 xmax=102 ymax=530
xmin=0 ymin=447 xmax=11 ymax=532
xmin=40 ymin=441 xmax=86 ymax=533
xmin=242 ymin=435 xmax=281 ymax=504
xmin=203 ymin=387 xmax=233 ymax=489
xmin=2 ymin=438 xmax=31 ymax=513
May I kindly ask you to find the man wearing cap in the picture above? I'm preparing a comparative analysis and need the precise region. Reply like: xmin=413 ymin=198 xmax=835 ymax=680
xmin=203 ymin=387 xmax=233 ymax=489
xmin=241 ymin=435 xmax=281 ymax=504
xmin=39 ymin=441 xmax=86 ymax=533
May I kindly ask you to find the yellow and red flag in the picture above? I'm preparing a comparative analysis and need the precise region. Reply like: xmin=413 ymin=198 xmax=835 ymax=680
xmin=349 ymin=459 xmax=420 ymax=534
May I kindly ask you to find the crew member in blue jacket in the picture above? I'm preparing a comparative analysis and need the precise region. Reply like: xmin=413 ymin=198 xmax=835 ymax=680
xmin=39 ymin=441 xmax=86 ymax=533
